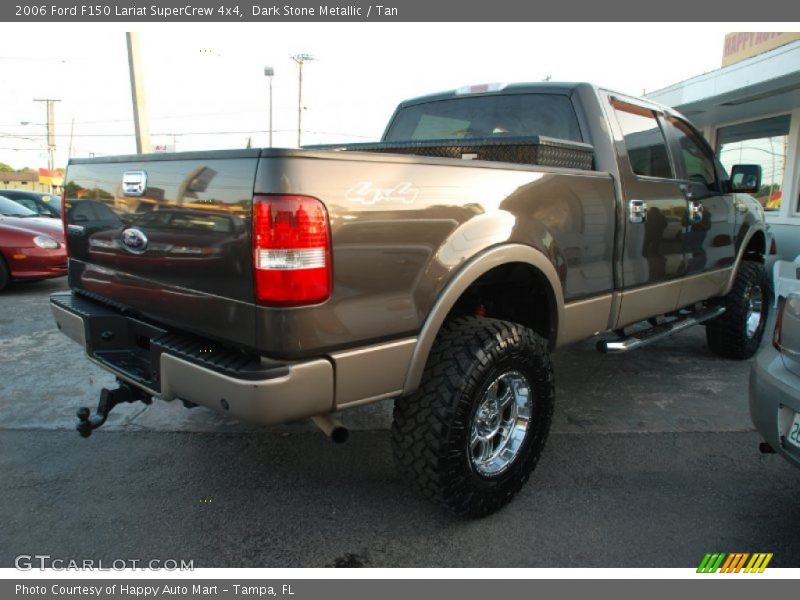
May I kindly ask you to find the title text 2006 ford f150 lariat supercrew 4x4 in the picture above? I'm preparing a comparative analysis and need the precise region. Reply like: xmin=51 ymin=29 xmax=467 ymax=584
xmin=51 ymin=82 xmax=769 ymax=516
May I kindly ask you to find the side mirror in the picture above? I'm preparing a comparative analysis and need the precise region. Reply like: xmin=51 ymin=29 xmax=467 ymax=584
xmin=730 ymin=164 xmax=762 ymax=194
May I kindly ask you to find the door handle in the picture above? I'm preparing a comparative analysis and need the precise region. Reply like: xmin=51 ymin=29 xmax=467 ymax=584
xmin=689 ymin=200 xmax=704 ymax=223
xmin=629 ymin=199 xmax=647 ymax=224
xmin=680 ymin=184 xmax=695 ymax=201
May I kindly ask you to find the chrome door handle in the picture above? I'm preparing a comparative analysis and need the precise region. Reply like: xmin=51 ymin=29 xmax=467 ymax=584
xmin=689 ymin=200 xmax=704 ymax=223
xmin=629 ymin=199 xmax=647 ymax=224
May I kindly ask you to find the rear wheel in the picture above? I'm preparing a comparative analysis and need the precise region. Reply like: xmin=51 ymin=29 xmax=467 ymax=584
xmin=391 ymin=317 xmax=554 ymax=517
xmin=706 ymin=261 xmax=769 ymax=359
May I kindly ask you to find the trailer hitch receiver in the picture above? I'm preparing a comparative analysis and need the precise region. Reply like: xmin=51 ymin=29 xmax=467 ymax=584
xmin=76 ymin=381 xmax=152 ymax=438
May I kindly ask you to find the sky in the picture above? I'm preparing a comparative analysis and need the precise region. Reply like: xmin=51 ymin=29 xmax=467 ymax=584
xmin=0 ymin=22 xmax=793 ymax=170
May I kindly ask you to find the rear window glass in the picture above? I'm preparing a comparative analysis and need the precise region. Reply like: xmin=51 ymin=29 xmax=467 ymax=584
xmin=385 ymin=94 xmax=583 ymax=142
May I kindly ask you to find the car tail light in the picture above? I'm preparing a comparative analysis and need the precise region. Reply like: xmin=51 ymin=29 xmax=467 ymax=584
xmin=769 ymin=237 xmax=777 ymax=255
xmin=252 ymin=194 xmax=331 ymax=306
xmin=774 ymin=297 xmax=786 ymax=352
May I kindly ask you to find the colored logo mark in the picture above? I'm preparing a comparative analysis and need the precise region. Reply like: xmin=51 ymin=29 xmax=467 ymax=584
xmin=697 ymin=553 xmax=773 ymax=573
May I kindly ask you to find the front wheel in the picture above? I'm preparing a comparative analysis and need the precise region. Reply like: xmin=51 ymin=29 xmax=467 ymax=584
xmin=706 ymin=261 xmax=769 ymax=359
xmin=391 ymin=317 xmax=554 ymax=517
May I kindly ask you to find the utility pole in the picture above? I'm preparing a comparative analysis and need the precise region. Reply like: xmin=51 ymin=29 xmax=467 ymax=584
xmin=33 ymin=98 xmax=60 ymax=192
xmin=264 ymin=66 xmax=274 ymax=148
xmin=126 ymin=32 xmax=152 ymax=154
xmin=291 ymin=53 xmax=315 ymax=148
xmin=68 ymin=117 xmax=75 ymax=160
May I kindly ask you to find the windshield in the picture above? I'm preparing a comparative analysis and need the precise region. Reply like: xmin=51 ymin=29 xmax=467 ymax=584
xmin=36 ymin=193 xmax=63 ymax=209
xmin=384 ymin=93 xmax=583 ymax=142
xmin=1 ymin=191 xmax=62 ymax=208
xmin=0 ymin=196 xmax=37 ymax=217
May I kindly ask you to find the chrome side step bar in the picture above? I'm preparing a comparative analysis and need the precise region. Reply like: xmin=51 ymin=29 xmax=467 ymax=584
xmin=596 ymin=306 xmax=726 ymax=354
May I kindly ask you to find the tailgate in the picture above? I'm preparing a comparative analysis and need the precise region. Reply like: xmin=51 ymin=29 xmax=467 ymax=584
xmin=64 ymin=150 xmax=260 ymax=349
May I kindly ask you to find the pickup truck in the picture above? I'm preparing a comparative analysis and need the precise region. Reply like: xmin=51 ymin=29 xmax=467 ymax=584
xmin=51 ymin=82 xmax=769 ymax=517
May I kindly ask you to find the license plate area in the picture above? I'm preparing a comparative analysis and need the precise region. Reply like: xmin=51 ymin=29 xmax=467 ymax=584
xmin=786 ymin=411 xmax=800 ymax=450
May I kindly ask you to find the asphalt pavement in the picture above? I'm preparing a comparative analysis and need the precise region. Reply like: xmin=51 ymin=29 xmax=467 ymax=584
xmin=1 ymin=278 xmax=798 ymax=568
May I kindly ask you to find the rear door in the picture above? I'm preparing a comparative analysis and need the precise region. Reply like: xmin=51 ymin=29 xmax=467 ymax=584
xmin=605 ymin=95 xmax=689 ymax=326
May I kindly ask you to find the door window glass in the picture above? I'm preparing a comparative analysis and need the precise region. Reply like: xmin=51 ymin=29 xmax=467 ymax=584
xmin=665 ymin=117 xmax=717 ymax=190
xmin=611 ymin=100 xmax=673 ymax=179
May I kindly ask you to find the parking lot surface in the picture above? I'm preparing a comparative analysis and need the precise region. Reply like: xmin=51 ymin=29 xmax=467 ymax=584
xmin=1 ymin=278 xmax=798 ymax=567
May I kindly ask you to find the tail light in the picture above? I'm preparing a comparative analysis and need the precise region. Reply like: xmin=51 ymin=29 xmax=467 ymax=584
xmin=252 ymin=194 xmax=331 ymax=306
xmin=769 ymin=237 xmax=777 ymax=255
xmin=774 ymin=297 xmax=786 ymax=352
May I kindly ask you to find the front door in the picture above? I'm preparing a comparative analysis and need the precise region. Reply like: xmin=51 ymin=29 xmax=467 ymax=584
xmin=660 ymin=115 xmax=736 ymax=306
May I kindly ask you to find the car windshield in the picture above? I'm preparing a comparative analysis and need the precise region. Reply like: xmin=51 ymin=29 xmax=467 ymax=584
xmin=36 ymin=193 xmax=62 ymax=208
xmin=0 ymin=196 xmax=37 ymax=217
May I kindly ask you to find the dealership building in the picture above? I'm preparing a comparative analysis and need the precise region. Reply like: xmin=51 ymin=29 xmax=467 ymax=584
xmin=647 ymin=32 xmax=800 ymax=260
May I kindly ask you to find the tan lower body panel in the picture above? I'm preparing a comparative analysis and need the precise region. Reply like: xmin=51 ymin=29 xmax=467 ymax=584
xmin=558 ymin=294 xmax=614 ymax=347
xmin=330 ymin=338 xmax=417 ymax=408
xmin=159 ymin=353 xmax=334 ymax=426
xmin=677 ymin=268 xmax=732 ymax=308
xmin=51 ymin=304 xmax=86 ymax=347
xmin=615 ymin=268 xmax=732 ymax=329
xmin=616 ymin=279 xmax=683 ymax=329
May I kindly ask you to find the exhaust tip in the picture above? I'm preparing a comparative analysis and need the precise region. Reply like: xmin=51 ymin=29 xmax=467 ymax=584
xmin=311 ymin=414 xmax=349 ymax=443
xmin=331 ymin=426 xmax=349 ymax=444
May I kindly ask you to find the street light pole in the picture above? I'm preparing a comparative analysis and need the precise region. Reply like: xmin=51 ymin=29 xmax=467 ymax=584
xmin=291 ymin=53 xmax=315 ymax=148
xmin=264 ymin=66 xmax=274 ymax=148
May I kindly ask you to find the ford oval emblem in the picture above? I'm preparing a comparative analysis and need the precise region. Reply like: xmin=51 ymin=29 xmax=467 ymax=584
xmin=121 ymin=228 xmax=148 ymax=254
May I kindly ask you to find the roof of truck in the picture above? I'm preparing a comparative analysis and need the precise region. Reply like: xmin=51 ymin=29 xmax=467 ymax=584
xmin=396 ymin=81 xmax=676 ymax=115
xmin=396 ymin=82 xmax=588 ymax=108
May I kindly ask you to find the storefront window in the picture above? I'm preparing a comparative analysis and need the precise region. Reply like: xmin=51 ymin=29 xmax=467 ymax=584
xmin=716 ymin=115 xmax=791 ymax=211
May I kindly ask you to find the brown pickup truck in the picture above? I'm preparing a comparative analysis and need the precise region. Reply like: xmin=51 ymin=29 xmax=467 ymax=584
xmin=51 ymin=82 xmax=769 ymax=516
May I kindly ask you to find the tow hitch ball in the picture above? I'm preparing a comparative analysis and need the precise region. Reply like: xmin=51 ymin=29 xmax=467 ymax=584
xmin=76 ymin=381 xmax=152 ymax=438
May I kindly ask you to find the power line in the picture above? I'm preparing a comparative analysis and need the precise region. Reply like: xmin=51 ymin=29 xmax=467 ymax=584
xmin=0 ymin=129 xmax=377 ymax=139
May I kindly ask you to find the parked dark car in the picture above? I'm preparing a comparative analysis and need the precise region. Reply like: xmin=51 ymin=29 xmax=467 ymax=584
xmin=0 ymin=196 xmax=67 ymax=291
xmin=0 ymin=189 xmax=62 ymax=218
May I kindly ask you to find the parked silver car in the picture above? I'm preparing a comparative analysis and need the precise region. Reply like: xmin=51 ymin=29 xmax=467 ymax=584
xmin=750 ymin=292 xmax=800 ymax=467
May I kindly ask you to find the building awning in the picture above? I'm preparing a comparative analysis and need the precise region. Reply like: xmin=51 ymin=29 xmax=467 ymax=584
xmin=646 ymin=40 xmax=800 ymax=129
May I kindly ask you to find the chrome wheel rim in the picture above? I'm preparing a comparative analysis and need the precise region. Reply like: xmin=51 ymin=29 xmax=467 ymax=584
xmin=469 ymin=370 xmax=532 ymax=476
xmin=745 ymin=283 xmax=763 ymax=338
